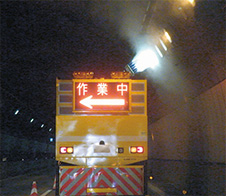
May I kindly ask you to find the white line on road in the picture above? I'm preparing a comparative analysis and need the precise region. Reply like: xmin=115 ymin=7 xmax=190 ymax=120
xmin=148 ymin=183 xmax=166 ymax=196
xmin=41 ymin=189 xmax=52 ymax=196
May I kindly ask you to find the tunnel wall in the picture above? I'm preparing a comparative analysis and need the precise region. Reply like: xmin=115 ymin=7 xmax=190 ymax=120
xmin=149 ymin=79 xmax=225 ymax=163
xmin=1 ymin=134 xmax=55 ymax=161
xmin=148 ymin=79 xmax=225 ymax=195
xmin=1 ymin=134 xmax=55 ymax=179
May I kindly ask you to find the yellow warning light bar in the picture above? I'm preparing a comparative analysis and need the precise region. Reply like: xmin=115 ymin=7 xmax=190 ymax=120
xmin=111 ymin=72 xmax=131 ymax=79
xmin=73 ymin=72 xmax=94 ymax=79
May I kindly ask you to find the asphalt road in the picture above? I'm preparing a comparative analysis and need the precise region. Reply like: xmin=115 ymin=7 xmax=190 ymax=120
xmin=0 ymin=167 xmax=56 ymax=196
xmin=0 ymin=165 xmax=169 ymax=196
xmin=0 ymin=166 xmax=159 ymax=196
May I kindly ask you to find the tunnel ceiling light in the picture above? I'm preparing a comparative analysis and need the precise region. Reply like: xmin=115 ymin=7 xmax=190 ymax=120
xmin=159 ymin=39 xmax=167 ymax=51
xmin=30 ymin=118 xmax=34 ymax=123
xmin=155 ymin=45 xmax=163 ymax=58
xmin=14 ymin=109 xmax=19 ymax=115
xmin=128 ymin=49 xmax=159 ymax=73
xmin=164 ymin=30 xmax=172 ymax=43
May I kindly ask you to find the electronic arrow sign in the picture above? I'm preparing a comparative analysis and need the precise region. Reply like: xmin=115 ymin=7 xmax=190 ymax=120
xmin=73 ymin=79 xmax=130 ymax=113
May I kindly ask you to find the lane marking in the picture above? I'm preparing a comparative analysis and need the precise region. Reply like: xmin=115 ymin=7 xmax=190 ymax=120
xmin=148 ymin=183 xmax=166 ymax=196
xmin=40 ymin=189 xmax=52 ymax=196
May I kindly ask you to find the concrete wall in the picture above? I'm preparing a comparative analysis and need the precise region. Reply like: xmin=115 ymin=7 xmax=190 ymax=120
xmin=149 ymin=79 xmax=226 ymax=163
xmin=148 ymin=79 xmax=225 ymax=195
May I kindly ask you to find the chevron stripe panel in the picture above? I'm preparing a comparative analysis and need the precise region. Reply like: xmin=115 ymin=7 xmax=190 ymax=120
xmin=60 ymin=167 xmax=143 ymax=195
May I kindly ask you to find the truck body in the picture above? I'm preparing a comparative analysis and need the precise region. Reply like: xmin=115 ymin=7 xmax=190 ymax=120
xmin=56 ymin=73 xmax=148 ymax=195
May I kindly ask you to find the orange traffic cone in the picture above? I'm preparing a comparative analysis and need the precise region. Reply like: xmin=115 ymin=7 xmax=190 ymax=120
xmin=53 ymin=176 xmax=56 ymax=190
xmin=30 ymin=181 xmax=38 ymax=196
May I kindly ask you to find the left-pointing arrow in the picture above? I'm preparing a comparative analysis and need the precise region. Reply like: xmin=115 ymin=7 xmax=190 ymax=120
xmin=79 ymin=95 xmax=125 ymax=109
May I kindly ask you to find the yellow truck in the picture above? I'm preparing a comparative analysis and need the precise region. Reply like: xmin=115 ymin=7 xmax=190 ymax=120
xmin=55 ymin=72 xmax=148 ymax=195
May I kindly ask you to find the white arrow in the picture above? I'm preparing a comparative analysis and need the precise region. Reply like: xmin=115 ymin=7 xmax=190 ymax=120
xmin=79 ymin=95 xmax=125 ymax=109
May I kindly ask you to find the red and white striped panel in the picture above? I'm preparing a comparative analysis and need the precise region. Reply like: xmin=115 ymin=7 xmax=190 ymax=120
xmin=59 ymin=166 xmax=143 ymax=196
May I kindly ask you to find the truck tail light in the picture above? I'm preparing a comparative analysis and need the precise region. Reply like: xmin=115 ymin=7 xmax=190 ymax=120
xmin=130 ymin=147 xmax=137 ymax=153
xmin=130 ymin=146 xmax=144 ymax=154
xmin=60 ymin=146 xmax=73 ymax=154
xmin=137 ymin=146 xmax=144 ymax=153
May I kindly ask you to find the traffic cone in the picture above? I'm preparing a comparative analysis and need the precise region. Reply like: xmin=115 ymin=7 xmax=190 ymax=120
xmin=53 ymin=176 xmax=56 ymax=190
xmin=30 ymin=181 xmax=38 ymax=196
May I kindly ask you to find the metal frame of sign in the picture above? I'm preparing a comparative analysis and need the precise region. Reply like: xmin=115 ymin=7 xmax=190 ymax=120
xmin=72 ymin=79 xmax=131 ymax=114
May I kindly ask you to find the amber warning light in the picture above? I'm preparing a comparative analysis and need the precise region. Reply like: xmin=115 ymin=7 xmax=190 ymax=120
xmin=73 ymin=81 xmax=129 ymax=112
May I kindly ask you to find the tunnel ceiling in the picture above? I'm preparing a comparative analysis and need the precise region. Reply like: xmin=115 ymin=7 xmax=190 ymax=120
xmin=88 ymin=0 xmax=225 ymax=123
xmin=1 ymin=1 xmax=225 ymax=141
xmin=130 ymin=0 xmax=225 ymax=122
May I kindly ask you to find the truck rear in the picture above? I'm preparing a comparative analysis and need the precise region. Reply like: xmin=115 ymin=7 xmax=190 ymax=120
xmin=55 ymin=72 xmax=148 ymax=195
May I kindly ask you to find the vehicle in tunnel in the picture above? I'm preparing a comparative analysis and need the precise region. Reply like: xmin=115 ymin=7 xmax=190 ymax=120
xmin=1 ymin=1 xmax=225 ymax=195
xmin=55 ymin=72 xmax=149 ymax=195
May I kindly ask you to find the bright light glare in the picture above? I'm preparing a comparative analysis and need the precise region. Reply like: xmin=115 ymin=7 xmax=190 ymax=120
xmin=41 ymin=124 xmax=44 ymax=128
xmin=132 ymin=49 xmax=159 ymax=72
xmin=30 ymin=118 xmax=34 ymax=123
xmin=188 ymin=0 xmax=195 ymax=6
xmin=164 ymin=30 xmax=172 ymax=43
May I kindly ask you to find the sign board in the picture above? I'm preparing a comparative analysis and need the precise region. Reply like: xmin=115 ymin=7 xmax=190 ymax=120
xmin=73 ymin=80 xmax=130 ymax=113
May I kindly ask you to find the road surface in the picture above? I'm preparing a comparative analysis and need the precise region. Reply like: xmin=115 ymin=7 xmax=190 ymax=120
xmin=1 ymin=167 xmax=55 ymax=196
xmin=0 ymin=165 xmax=174 ymax=196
